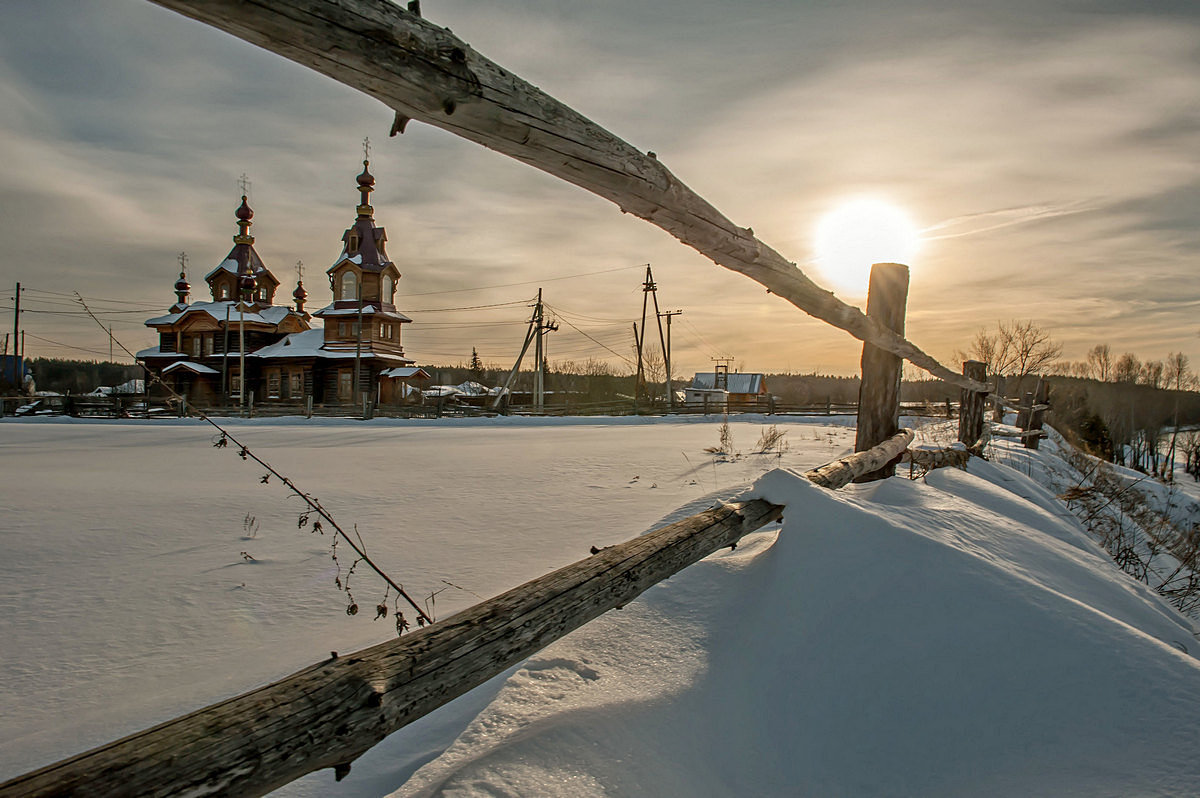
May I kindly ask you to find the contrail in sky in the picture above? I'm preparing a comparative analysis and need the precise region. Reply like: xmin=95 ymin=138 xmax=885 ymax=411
xmin=920 ymin=200 xmax=1096 ymax=241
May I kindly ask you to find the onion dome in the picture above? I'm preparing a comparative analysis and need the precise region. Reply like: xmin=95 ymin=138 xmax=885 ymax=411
xmin=233 ymin=195 xmax=255 ymax=245
xmin=238 ymin=268 xmax=256 ymax=297
xmin=293 ymin=280 xmax=308 ymax=302
xmin=174 ymin=271 xmax=190 ymax=294
xmin=356 ymin=160 xmax=375 ymax=188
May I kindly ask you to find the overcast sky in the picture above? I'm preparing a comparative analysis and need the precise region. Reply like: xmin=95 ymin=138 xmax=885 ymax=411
xmin=2 ymin=0 xmax=1198 ymax=377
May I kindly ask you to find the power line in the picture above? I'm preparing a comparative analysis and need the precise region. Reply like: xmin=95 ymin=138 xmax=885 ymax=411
xmin=23 ymin=332 xmax=132 ymax=360
xmin=553 ymin=314 xmax=635 ymax=366
xmin=403 ymin=263 xmax=644 ymax=297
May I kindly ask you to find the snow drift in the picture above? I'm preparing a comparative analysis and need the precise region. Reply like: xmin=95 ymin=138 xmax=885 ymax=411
xmin=394 ymin=447 xmax=1200 ymax=797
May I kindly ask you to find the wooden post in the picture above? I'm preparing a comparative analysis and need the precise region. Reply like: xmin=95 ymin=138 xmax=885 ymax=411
xmin=1016 ymin=390 xmax=1034 ymax=431
xmin=957 ymin=360 xmax=988 ymax=449
xmin=992 ymin=375 xmax=1006 ymax=423
xmin=1025 ymin=377 xmax=1049 ymax=450
xmin=854 ymin=263 xmax=909 ymax=481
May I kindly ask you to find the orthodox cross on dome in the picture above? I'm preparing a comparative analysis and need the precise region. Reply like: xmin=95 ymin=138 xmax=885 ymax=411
xmin=173 ymin=251 xmax=191 ymax=307
xmin=237 ymin=173 xmax=252 ymax=198
xmin=362 ymin=136 xmax=371 ymax=162
xmin=293 ymin=259 xmax=309 ymax=314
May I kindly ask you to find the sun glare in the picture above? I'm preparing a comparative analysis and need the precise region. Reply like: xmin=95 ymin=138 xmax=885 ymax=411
xmin=814 ymin=198 xmax=920 ymax=297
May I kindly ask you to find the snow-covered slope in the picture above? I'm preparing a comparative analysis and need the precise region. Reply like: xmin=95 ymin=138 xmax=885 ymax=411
xmin=393 ymin=436 xmax=1200 ymax=797
xmin=1 ymin=416 xmax=1198 ymax=797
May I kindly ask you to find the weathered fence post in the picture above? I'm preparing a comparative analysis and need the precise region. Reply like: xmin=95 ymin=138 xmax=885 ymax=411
xmin=992 ymin=375 xmax=1006 ymax=422
xmin=1024 ymin=377 xmax=1048 ymax=450
xmin=854 ymin=262 xmax=909 ymax=481
xmin=1016 ymin=390 xmax=1034 ymax=431
xmin=305 ymin=395 xmax=313 ymax=419
xmin=957 ymin=360 xmax=988 ymax=448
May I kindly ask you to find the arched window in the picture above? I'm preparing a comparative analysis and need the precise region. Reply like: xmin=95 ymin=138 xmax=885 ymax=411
xmin=218 ymin=284 xmax=229 ymax=300
xmin=382 ymin=275 xmax=394 ymax=302
xmin=340 ymin=271 xmax=358 ymax=300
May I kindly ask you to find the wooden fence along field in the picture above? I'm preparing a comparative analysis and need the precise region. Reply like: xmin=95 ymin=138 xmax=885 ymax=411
xmin=0 ymin=0 xmax=1047 ymax=794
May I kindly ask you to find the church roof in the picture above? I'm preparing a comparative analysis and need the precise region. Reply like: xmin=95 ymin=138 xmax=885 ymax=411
xmin=204 ymin=249 xmax=276 ymax=285
xmin=251 ymin=328 xmax=414 ymax=364
xmin=145 ymin=301 xmax=297 ymax=328
xmin=312 ymin=303 xmax=411 ymax=322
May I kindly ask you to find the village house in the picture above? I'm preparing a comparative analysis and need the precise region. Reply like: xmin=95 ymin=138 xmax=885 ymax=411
xmin=684 ymin=364 xmax=769 ymax=409
xmin=138 ymin=161 xmax=429 ymax=407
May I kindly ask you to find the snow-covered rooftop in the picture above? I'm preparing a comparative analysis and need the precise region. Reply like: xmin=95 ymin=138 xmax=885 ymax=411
xmin=379 ymin=366 xmax=430 ymax=380
xmin=145 ymin=301 xmax=297 ymax=328
xmin=248 ymin=329 xmax=413 ymax=364
xmin=690 ymin=372 xmax=765 ymax=394
xmin=313 ymin=303 xmax=412 ymax=322
xmin=161 ymin=361 xmax=219 ymax=375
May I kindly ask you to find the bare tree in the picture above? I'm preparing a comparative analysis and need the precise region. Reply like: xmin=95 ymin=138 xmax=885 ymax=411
xmin=960 ymin=328 xmax=1001 ymax=374
xmin=1087 ymin=344 xmax=1113 ymax=381
xmin=1114 ymin=352 xmax=1142 ymax=384
xmin=1139 ymin=359 xmax=1164 ymax=389
xmin=995 ymin=320 xmax=1063 ymax=392
xmin=1165 ymin=352 xmax=1193 ymax=391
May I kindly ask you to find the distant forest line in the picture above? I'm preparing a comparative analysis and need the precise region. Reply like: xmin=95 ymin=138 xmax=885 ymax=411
xmin=14 ymin=358 xmax=1200 ymax=467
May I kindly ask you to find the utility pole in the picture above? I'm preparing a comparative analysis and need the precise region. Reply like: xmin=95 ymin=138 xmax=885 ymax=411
xmin=12 ymin=282 xmax=20 ymax=372
xmin=221 ymin=304 xmax=231 ymax=403
xmin=659 ymin=309 xmax=683 ymax=407
xmin=492 ymin=311 xmax=537 ymax=411
xmin=635 ymin=265 xmax=668 ymax=404
xmin=354 ymin=276 xmax=363 ymax=406
xmin=635 ymin=266 xmax=651 ymax=399
xmin=531 ymin=288 xmax=558 ymax=410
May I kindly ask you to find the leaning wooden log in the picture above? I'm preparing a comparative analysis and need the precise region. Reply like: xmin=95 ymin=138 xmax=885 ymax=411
xmin=144 ymin=0 xmax=985 ymax=393
xmin=903 ymin=445 xmax=971 ymax=471
xmin=808 ymin=428 xmax=914 ymax=489
xmin=0 ymin=430 xmax=914 ymax=798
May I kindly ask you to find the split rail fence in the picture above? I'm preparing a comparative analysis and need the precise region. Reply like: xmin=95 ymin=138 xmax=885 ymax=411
xmin=1 ymin=0 xmax=1050 ymax=794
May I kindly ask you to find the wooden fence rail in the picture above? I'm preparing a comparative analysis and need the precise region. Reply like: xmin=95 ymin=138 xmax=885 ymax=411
xmin=0 ymin=429 xmax=912 ymax=798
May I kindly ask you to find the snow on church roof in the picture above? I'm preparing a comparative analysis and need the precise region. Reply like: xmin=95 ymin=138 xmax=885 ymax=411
xmin=249 ymin=329 xmax=413 ymax=365
xmin=313 ymin=303 xmax=412 ymax=322
xmin=145 ymin=301 xmax=296 ymax=327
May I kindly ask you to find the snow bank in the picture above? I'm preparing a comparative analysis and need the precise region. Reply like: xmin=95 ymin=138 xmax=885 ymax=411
xmin=394 ymin=453 xmax=1200 ymax=797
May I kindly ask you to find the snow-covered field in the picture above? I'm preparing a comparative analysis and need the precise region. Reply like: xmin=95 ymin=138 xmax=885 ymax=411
xmin=2 ymin=415 xmax=1199 ymax=796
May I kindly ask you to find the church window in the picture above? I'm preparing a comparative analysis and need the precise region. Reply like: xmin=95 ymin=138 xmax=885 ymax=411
xmin=340 ymin=271 xmax=358 ymax=300
xmin=348 ymin=233 xmax=359 ymax=253
xmin=290 ymin=372 xmax=303 ymax=397
xmin=218 ymin=284 xmax=230 ymax=300
xmin=267 ymin=370 xmax=281 ymax=399
xmin=202 ymin=334 xmax=213 ymax=357
xmin=191 ymin=336 xmax=201 ymax=358
xmin=382 ymin=275 xmax=394 ymax=301
xmin=230 ymin=372 xmax=241 ymax=395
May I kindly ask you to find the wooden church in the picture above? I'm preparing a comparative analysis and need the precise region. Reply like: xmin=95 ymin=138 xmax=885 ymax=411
xmin=139 ymin=161 xmax=428 ymax=407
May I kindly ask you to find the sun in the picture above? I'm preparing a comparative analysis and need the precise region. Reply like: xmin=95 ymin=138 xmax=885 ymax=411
xmin=813 ymin=197 xmax=920 ymax=297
